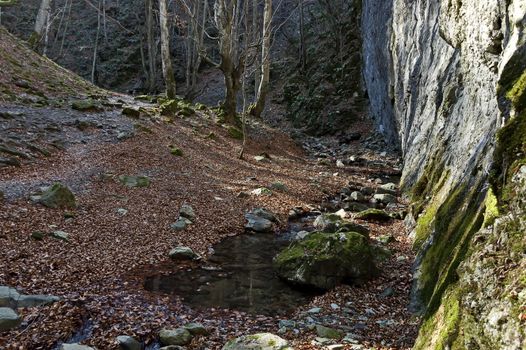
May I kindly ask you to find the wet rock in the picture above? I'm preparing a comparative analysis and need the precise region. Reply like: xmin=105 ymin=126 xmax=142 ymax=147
xmin=60 ymin=344 xmax=95 ymax=350
xmin=274 ymin=232 xmax=377 ymax=289
xmin=159 ymin=328 xmax=193 ymax=346
xmin=354 ymin=208 xmax=391 ymax=222
xmin=169 ymin=247 xmax=199 ymax=261
xmin=373 ymin=193 xmax=396 ymax=204
xmin=0 ymin=307 xmax=21 ymax=331
xmin=316 ymin=325 xmax=344 ymax=339
xmin=117 ymin=335 xmax=141 ymax=350
xmin=119 ymin=175 xmax=150 ymax=188
xmin=245 ymin=214 xmax=274 ymax=233
xmin=250 ymin=208 xmax=278 ymax=222
xmin=222 ymin=333 xmax=292 ymax=350
xmin=184 ymin=322 xmax=208 ymax=336
xmin=179 ymin=204 xmax=195 ymax=221
xmin=38 ymin=183 xmax=76 ymax=209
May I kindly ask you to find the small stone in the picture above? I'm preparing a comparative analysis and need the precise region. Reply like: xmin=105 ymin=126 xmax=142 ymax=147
xmin=116 ymin=208 xmax=128 ymax=216
xmin=251 ymin=187 xmax=272 ymax=196
xmin=397 ymin=255 xmax=408 ymax=262
xmin=179 ymin=204 xmax=195 ymax=221
xmin=378 ymin=234 xmax=396 ymax=244
xmin=307 ymin=307 xmax=322 ymax=314
xmin=0 ymin=287 xmax=20 ymax=307
xmin=336 ymin=160 xmax=345 ymax=168
xmin=350 ymin=191 xmax=364 ymax=201
xmin=184 ymin=322 xmax=208 ymax=335
xmin=170 ymin=218 xmax=191 ymax=231
xmin=51 ymin=231 xmax=69 ymax=241
xmin=159 ymin=328 xmax=193 ymax=346
xmin=31 ymin=231 xmax=46 ymax=240
xmin=17 ymin=294 xmax=59 ymax=307
xmin=61 ymin=344 xmax=96 ymax=350
xmin=294 ymin=231 xmax=311 ymax=240
xmin=245 ymin=214 xmax=274 ymax=233
xmin=380 ymin=287 xmax=394 ymax=298
xmin=330 ymin=303 xmax=340 ymax=310
xmin=169 ymin=247 xmax=199 ymax=260
xmin=222 ymin=333 xmax=291 ymax=350
xmin=316 ymin=325 xmax=344 ymax=339
xmin=119 ymin=175 xmax=150 ymax=188
xmin=278 ymin=320 xmax=296 ymax=329
xmin=38 ymin=183 xmax=76 ymax=209
xmin=117 ymin=335 xmax=142 ymax=350
xmin=0 ymin=307 xmax=21 ymax=331
xmin=373 ymin=193 xmax=396 ymax=204
xmin=254 ymin=155 xmax=268 ymax=162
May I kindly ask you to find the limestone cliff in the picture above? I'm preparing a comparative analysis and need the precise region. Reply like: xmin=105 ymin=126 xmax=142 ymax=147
xmin=363 ymin=0 xmax=526 ymax=348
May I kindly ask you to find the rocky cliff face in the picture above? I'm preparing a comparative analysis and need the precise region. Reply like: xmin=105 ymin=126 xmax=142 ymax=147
xmin=363 ymin=0 xmax=526 ymax=348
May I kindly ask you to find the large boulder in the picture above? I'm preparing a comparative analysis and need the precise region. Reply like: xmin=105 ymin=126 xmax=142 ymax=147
xmin=0 ymin=286 xmax=20 ymax=307
xmin=222 ymin=333 xmax=292 ymax=350
xmin=273 ymin=232 xmax=377 ymax=289
xmin=159 ymin=328 xmax=193 ymax=346
xmin=0 ymin=307 xmax=21 ymax=331
xmin=354 ymin=208 xmax=391 ymax=222
xmin=38 ymin=183 xmax=76 ymax=209
xmin=116 ymin=335 xmax=141 ymax=350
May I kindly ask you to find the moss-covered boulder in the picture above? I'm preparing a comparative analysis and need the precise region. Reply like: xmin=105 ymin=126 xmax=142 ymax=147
xmin=71 ymin=99 xmax=102 ymax=112
xmin=159 ymin=328 xmax=193 ymax=346
xmin=354 ymin=208 xmax=391 ymax=222
xmin=38 ymin=183 xmax=76 ymax=209
xmin=160 ymin=99 xmax=195 ymax=117
xmin=273 ymin=231 xmax=377 ymax=289
xmin=222 ymin=333 xmax=292 ymax=350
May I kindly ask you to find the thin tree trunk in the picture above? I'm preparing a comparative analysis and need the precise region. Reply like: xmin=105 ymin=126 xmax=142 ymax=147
xmin=91 ymin=0 xmax=101 ymax=84
xmin=299 ymin=0 xmax=306 ymax=70
xmin=59 ymin=0 xmax=72 ymax=57
xmin=251 ymin=0 xmax=272 ymax=118
xmin=145 ymin=0 xmax=156 ymax=93
xmin=159 ymin=0 xmax=176 ymax=98
xmin=30 ymin=0 xmax=52 ymax=50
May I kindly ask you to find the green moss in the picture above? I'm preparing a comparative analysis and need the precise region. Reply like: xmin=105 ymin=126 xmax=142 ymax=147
xmin=482 ymin=188 xmax=499 ymax=227
xmin=354 ymin=208 xmax=391 ymax=222
xmin=170 ymin=147 xmax=184 ymax=157
xmin=506 ymin=69 xmax=526 ymax=111
xmin=226 ymin=125 xmax=243 ymax=140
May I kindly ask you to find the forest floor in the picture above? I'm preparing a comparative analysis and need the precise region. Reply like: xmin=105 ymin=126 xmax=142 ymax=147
xmin=0 ymin=97 xmax=419 ymax=349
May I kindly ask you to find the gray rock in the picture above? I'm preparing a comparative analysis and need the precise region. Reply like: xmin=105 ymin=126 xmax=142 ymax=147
xmin=373 ymin=193 xmax=396 ymax=204
xmin=0 ymin=307 xmax=21 ymax=331
xmin=18 ymin=294 xmax=60 ymax=308
xmin=222 ymin=333 xmax=292 ymax=350
xmin=51 ymin=231 xmax=69 ymax=241
xmin=250 ymin=208 xmax=278 ymax=222
xmin=184 ymin=322 xmax=208 ymax=336
xmin=316 ymin=325 xmax=344 ymax=339
xmin=0 ymin=286 xmax=20 ymax=307
xmin=116 ymin=335 xmax=142 ymax=350
xmin=119 ymin=175 xmax=150 ymax=188
xmin=278 ymin=320 xmax=296 ymax=330
xmin=245 ymin=214 xmax=274 ymax=233
xmin=350 ymin=191 xmax=364 ymax=201
xmin=169 ymin=247 xmax=199 ymax=260
xmin=60 ymin=344 xmax=95 ymax=350
xmin=307 ymin=307 xmax=322 ymax=314
xmin=170 ymin=218 xmax=191 ymax=231
xmin=159 ymin=328 xmax=193 ymax=346
xmin=179 ymin=204 xmax=195 ymax=221
xmin=354 ymin=209 xmax=391 ymax=222
xmin=251 ymin=187 xmax=272 ymax=196
xmin=38 ymin=183 xmax=76 ymax=209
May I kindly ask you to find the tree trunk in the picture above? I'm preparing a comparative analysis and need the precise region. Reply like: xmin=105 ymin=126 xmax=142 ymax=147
xmin=30 ymin=0 xmax=52 ymax=50
xmin=251 ymin=0 xmax=272 ymax=119
xmin=299 ymin=0 xmax=306 ymax=70
xmin=145 ymin=0 xmax=156 ymax=93
xmin=91 ymin=0 xmax=101 ymax=84
xmin=159 ymin=0 xmax=176 ymax=99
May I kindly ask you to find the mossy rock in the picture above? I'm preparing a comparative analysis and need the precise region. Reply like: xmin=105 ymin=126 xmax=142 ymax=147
xmin=315 ymin=325 xmax=344 ymax=339
xmin=160 ymin=99 xmax=195 ymax=117
xmin=119 ymin=175 xmax=150 ymax=188
xmin=227 ymin=126 xmax=243 ymax=140
xmin=273 ymin=231 xmax=377 ymax=289
xmin=122 ymin=106 xmax=141 ymax=118
xmin=170 ymin=147 xmax=184 ymax=157
xmin=222 ymin=333 xmax=292 ymax=350
xmin=38 ymin=183 xmax=76 ymax=209
xmin=354 ymin=208 xmax=391 ymax=222
xmin=71 ymin=99 xmax=102 ymax=112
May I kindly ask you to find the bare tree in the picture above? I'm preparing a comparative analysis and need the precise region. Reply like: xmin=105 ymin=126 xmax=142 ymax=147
xmin=250 ymin=0 xmax=272 ymax=118
xmin=159 ymin=0 xmax=176 ymax=98
xmin=29 ymin=0 xmax=53 ymax=50
xmin=0 ymin=0 xmax=17 ymax=25
xmin=145 ymin=0 xmax=157 ymax=93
